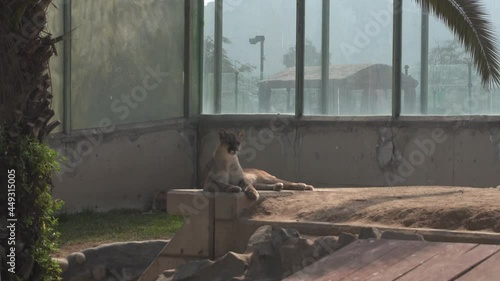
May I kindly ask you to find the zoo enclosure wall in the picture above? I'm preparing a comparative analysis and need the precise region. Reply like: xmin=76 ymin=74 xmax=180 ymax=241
xmin=45 ymin=0 xmax=500 ymax=212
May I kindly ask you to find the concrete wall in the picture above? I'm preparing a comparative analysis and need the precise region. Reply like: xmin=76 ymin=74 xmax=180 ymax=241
xmin=50 ymin=114 xmax=500 ymax=212
xmin=198 ymin=115 xmax=500 ymax=188
xmin=48 ymin=119 xmax=197 ymax=212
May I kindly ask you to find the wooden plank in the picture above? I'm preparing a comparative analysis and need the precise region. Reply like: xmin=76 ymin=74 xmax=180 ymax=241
xmin=430 ymin=245 xmax=500 ymax=281
xmin=397 ymin=244 xmax=494 ymax=281
xmin=284 ymin=239 xmax=403 ymax=281
xmin=343 ymin=241 xmax=423 ymax=281
xmin=284 ymin=239 xmax=387 ymax=281
xmin=456 ymin=250 xmax=500 ymax=281
xmin=365 ymin=242 xmax=452 ymax=281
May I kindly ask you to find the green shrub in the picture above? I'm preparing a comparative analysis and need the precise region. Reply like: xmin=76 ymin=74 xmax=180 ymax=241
xmin=1 ymin=131 xmax=63 ymax=281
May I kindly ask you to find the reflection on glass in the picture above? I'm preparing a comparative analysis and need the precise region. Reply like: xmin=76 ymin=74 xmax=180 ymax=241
xmin=203 ymin=0 xmax=296 ymax=114
xmin=202 ymin=2 xmax=215 ymax=114
xmin=303 ymin=0 xmax=323 ymax=115
xmin=324 ymin=0 xmax=393 ymax=116
xmin=71 ymin=0 xmax=185 ymax=129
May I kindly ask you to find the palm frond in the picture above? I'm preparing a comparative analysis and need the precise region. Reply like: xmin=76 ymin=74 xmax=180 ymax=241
xmin=413 ymin=0 xmax=500 ymax=88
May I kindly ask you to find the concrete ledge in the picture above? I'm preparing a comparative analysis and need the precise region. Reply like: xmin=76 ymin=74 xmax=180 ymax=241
xmin=166 ymin=189 xmax=293 ymax=219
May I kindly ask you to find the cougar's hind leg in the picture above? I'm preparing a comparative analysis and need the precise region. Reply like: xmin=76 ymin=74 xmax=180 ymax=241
xmin=271 ymin=182 xmax=284 ymax=191
xmin=253 ymin=183 xmax=283 ymax=191
xmin=304 ymin=184 xmax=314 ymax=191
xmin=281 ymin=182 xmax=314 ymax=191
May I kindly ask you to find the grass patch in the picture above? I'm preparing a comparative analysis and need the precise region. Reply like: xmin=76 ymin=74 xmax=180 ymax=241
xmin=56 ymin=209 xmax=183 ymax=247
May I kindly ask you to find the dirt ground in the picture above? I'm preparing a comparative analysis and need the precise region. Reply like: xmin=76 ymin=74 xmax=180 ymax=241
xmin=245 ymin=186 xmax=500 ymax=233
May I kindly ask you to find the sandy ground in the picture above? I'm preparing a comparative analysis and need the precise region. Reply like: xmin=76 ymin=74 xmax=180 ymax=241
xmin=244 ymin=186 xmax=500 ymax=233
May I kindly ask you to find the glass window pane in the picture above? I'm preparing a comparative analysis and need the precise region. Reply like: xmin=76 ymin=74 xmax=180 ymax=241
xmin=47 ymin=1 xmax=64 ymax=133
xmin=203 ymin=0 xmax=215 ymax=113
xmin=402 ymin=0 xmax=500 ymax=115
xmin=489 ymin=0 xmax=500 ymax=114
xmin=303 ymin=0 xmax=324 ymax=115
xmin=71 ymin=0 xmax=185 ymax=130
xmin=202 ymin=0 xmax=296 ymax=114
xmin=327 ymin=0 xmax=393 ymax=116
xmin=400 ymin=0 xmax=421 ymax=115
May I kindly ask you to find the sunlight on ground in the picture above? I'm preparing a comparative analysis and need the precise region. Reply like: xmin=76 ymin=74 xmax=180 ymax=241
xmin=55 ymin=209 xmax=182 ymax=257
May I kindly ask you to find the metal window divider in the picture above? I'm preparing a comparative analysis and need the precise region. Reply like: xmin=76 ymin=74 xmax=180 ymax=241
xmin=296 ymin=0 xmax=306 ymax=117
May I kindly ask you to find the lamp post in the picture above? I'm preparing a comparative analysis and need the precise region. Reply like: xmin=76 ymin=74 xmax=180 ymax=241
xmin=249 ymin=35 xmax=265 ymax=80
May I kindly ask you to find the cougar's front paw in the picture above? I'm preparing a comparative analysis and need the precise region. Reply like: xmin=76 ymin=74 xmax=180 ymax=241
xmin=244 ymin=186 xmax=260 ymax=201
xmin=227 ymin=186 xmax=242 ymax=193
xmin=305 ymin=185 xmax=314 ymax=191
xmin=273 ymin=183 xmax=284 ymax=191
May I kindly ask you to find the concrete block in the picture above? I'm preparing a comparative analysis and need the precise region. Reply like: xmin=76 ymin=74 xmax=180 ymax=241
xmin=214 ymin=192 xmax=256 ymax=220
xmin=167 ymin=190 xmax=209 ymax=216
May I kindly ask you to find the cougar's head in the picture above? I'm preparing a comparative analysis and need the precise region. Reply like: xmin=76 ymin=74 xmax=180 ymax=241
xmin=218 ymin=129 xmax=244 ymax=155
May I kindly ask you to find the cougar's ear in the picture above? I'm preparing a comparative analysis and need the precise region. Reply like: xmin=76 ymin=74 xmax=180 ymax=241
xmin=237 ymin=130 xmax=245 ymax=140
xmin=218 ymin=129 xmax=227 ymax=139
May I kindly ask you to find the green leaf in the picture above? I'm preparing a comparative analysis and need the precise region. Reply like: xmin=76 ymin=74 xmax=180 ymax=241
xmin=413 ymin=0 xmax=500 ymax=88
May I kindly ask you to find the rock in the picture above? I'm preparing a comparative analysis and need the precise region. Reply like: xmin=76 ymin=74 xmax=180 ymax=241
xmin=245 ymin=225 xmax=273 ymax=253
xmin=163 ymin=269 xmax=175 ymax=278
xmin=246 ymin=226 xmax=300 ymax=258
xmin=252 ymin=240 xmax=274 ymax=257
xmin=168 ymin=227 xmax=347 ymax=281
xmin=69 ymin=252 xmax=86 ymax=264
xmin=359 ymin=227 xmax=382 ymax=239
xmin=155 ymin=274 xmax=172 ymax=281
xmin=494 ymin=222 xmax=500 ymax=232
xmin=64 ymin=240 xmax=169 ymax=281
xmin=381 ymin=231 xmax=425 ymax=241
xmin=173 ymin=252 xmax=250 ymax=281
xmin=173 ymin=259 xmax=213 ymax=281
xmin=69 ymin=269 xmax=92 ymax=281
xmin=91 ymin=265 xmax=107 ymax=280
xmin=53 ymin=257 xmax=69 ymax=273
xmin=280 ymin=238 xmax=316 ymax=274
xmin=204 ymin=252 xmax=250 ymax=279
xmin=250 ymin=227 xmax=301 ymax=256
xmin=313 ymin=236 xmax=341 ymax=257
xmin=246 ymin=226 xmax=302 ymax=280
xmin=338 ymin=233 xmax=358 ymax=248
xmin=271 ymin=227 xmax=300 ymax=250
xmin=111 ymin=267 xmax=136 ymax=281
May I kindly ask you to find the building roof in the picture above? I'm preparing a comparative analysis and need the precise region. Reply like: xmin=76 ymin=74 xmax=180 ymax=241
xmin=260 ymin=64 xmax=419 ymax=90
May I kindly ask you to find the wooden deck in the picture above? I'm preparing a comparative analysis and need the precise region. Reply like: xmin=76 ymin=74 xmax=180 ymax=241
xmin=284 ymin=239 xmax=500 ymax=281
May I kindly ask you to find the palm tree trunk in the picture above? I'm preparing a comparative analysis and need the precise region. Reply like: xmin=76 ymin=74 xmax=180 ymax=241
xmin=1 ymin=0 xmax=60 ymax=140
xmin=1 ymin=1 xmax=63 ymax=280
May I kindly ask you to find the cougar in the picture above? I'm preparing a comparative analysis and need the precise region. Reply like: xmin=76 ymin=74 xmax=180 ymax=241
xmin=203 ymin=129 xmax=314 ymax=201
